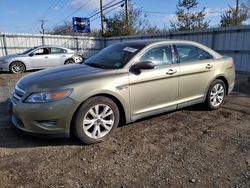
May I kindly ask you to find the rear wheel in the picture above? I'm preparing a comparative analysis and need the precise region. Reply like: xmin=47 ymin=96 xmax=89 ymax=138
xmin=205 ymin=79 xmax=226 ymax=110
xmin=73 ymin=96 xmax=120 ymax=144
xmin=65 ymin=59 xmax=75 ymax=64
xmin=10 ymin=61 xmax=26 ymax=74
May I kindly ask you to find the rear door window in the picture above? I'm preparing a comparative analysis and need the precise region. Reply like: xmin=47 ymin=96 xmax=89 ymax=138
xmin=175 ymin=45 xmax=213 ymax=63
xmin=50 ymin=48 xmax=67 ymax=54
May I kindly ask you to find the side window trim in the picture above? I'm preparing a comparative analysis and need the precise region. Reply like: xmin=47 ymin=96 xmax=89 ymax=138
xmin=173 ymin=45 xmax=180 ymax=64
xmin=171 ymin=44 xmax=178 ymax=64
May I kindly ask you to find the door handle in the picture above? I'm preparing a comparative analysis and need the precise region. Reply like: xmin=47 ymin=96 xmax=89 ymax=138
xmin=62 ymin=55 xmax=66 ymax=57
xmin=206 ymin=64 xmax=213 ymax=69
xmin=44 ymin=56 xmax=48 ymax=58
xmin=166 ymin=69 xmax=177 ymax=75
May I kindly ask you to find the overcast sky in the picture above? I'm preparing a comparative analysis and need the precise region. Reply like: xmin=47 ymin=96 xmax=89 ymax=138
xmin=0 ymin=0 xmax=247 ymax=34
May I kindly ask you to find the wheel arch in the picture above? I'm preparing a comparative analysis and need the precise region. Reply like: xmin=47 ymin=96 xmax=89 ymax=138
xmin=64 ymin=58 xmax=75 ymax=64
xmin=69 ymin=93 xmax=127 ymax=137
xmin=204 ymin=75 xmax=229 ymax=102
xmin=214 ymin=75 xmax=229 ymax=95
xmin=9 ymin=61 xmax=27 ymax=72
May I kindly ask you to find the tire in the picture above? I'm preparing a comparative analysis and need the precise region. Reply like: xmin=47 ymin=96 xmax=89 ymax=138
xmin=10 ymin=61 xmax=26 ymax=74
xmin=205 ymin=79 xmax=226 ymax=110
xmin=73 ymin=96 xmax=120 ymax=144
xmin=65 ymin=59 xmax=75 ymax=64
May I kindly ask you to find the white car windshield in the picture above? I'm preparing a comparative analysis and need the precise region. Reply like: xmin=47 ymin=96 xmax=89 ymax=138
xmin=20 ymin=47 xmax=37 ymax=55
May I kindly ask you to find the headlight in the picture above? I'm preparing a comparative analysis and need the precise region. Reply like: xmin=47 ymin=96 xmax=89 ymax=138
xmin=25 ymin=89 xmax=73 ymax=103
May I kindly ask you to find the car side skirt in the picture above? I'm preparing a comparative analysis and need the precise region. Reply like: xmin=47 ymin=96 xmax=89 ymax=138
xmin=130 ymin=97 xmax=204 ymax=123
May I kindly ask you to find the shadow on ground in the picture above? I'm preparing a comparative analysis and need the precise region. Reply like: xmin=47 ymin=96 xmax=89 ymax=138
xmin=0 ymin=73 xmax=249 ymax=149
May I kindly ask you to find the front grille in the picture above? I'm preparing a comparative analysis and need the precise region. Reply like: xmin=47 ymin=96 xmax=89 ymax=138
xmin=11 ymin=86 xmax=25 ymax=105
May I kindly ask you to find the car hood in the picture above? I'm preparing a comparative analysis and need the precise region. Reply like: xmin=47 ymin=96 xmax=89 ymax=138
xmin=17 ymin=64 xmax=120 ymax=91
xmin=0 ymin=54 xmax=26 ymax=60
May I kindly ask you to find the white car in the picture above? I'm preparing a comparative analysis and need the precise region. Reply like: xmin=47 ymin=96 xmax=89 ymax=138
xmin=0 ymin=45 xmax=83 ymax=74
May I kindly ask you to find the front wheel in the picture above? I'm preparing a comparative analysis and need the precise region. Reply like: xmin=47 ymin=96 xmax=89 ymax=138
xmin=73 ymin=96 xmax=120 ymax=144
xmin=10 ymin=61 xmax=26 ymax=74
xmin=205 ymin=79 xmax=226 ymax=110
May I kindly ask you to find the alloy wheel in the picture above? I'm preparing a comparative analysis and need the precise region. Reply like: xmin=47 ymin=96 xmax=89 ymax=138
xmin=11 ymin=63 xmax=24 ymax=74
xmin=83 ymin=104 xmax=115 ymax=139
xmin=210 ymin=83 xmax=225 ymax=107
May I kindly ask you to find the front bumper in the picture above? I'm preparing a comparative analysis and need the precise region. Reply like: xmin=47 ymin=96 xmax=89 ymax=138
xmin=0 ymin=63 xmax=9 ymax=71
xmin=228 ymin=82 xmax=235 ymax=94
xmin=10 ymin=97 xmax=77 ymax=137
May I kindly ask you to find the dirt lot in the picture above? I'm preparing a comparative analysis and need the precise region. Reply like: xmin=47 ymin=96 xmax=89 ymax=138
xmin=0 ymin=72 xmax=249 ymax=188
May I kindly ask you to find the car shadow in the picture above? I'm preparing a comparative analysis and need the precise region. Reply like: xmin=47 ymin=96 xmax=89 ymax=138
xmin=1 ymin=85 xmax=249 ymax=149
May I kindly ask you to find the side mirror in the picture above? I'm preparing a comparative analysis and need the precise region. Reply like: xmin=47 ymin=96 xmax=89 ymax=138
xmin=130 ymin=61 xmax=155 ymax=75
xmin=29 ymin=53 xmax=34 ymax=57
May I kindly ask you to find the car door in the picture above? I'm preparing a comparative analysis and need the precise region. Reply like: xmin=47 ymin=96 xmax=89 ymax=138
xmin=174 ymin=44 xmax=215 ymax=107
xmin=128 ymin=44 xmax=179 ymax=121
xmin=29 ymin=47 xmax=50 ymax=68
xmin=49 ymin=47 xmax=68 ymax=67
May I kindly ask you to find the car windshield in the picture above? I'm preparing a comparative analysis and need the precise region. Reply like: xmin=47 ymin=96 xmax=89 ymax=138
xmin=20 ymin=47 xmax=37 ymax=55
xmin=85 ymin=43 xmax=145 ymax=69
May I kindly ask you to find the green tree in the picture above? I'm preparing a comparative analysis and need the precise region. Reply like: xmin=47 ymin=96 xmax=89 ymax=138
xmin=104 ymin=4 xmax=160 ymax=37
xmin=171 ymin=0 xmax=210 ymax=31
xmin=220 ymin=1 xmax=248 ymax=26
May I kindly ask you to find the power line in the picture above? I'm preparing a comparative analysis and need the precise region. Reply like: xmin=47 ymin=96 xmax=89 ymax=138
xmin=85 ymin=0 xmax=118 ymax=18
xmin=51 ymin=0 xmax=125 ymax=34
xmin=141 ymin=10 xmax=225 ymax=15
xmin=42 ymin=0 xmax=62 ymax=18
xmin=51 ymin=0 xmax=94 ymax=28
xmin=90 ymin=2 xmax=124 ymax=22
xmin=53 ymin=1 xmax=124 ymax=34
xmin=49 ymin=0 xmax=71 ymax=18
xmin=88 ymin=0 xmax=124 ymax=19
xmin=90 ymin=6 xmax=119 ymax=22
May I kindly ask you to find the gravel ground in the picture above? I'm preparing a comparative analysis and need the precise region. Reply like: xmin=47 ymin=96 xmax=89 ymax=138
xmin=0 ymin=72 xmax=249 ymax=188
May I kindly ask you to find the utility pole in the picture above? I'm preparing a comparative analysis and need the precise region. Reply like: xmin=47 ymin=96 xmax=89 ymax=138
xmin=125 ymin=0 xmax=129 ymax=29
xmin=38 ymin=19 xmax=46 ymax=34
xmin=100 ymin=0 xmax=104 ymax=36
xmin=236 ymin=0 xmax=240 ymax=16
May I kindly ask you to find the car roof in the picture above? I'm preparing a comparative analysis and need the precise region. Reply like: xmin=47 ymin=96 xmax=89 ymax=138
xmin=116 ymin=39 xmax=202 ymax=46
xmin=115 ymin=39 xmax=221 ymax=58
xmin=34 ymin=45 xmax=70 ymax=49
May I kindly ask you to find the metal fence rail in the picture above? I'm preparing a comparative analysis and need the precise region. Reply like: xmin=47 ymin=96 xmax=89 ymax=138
xmin=0 ymin=33 xmax=104 ymax=58
xmin=1 ymin=25 xmax=250 ymax=73
xmin=106 ymin=25 xmax=250 ymax=73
